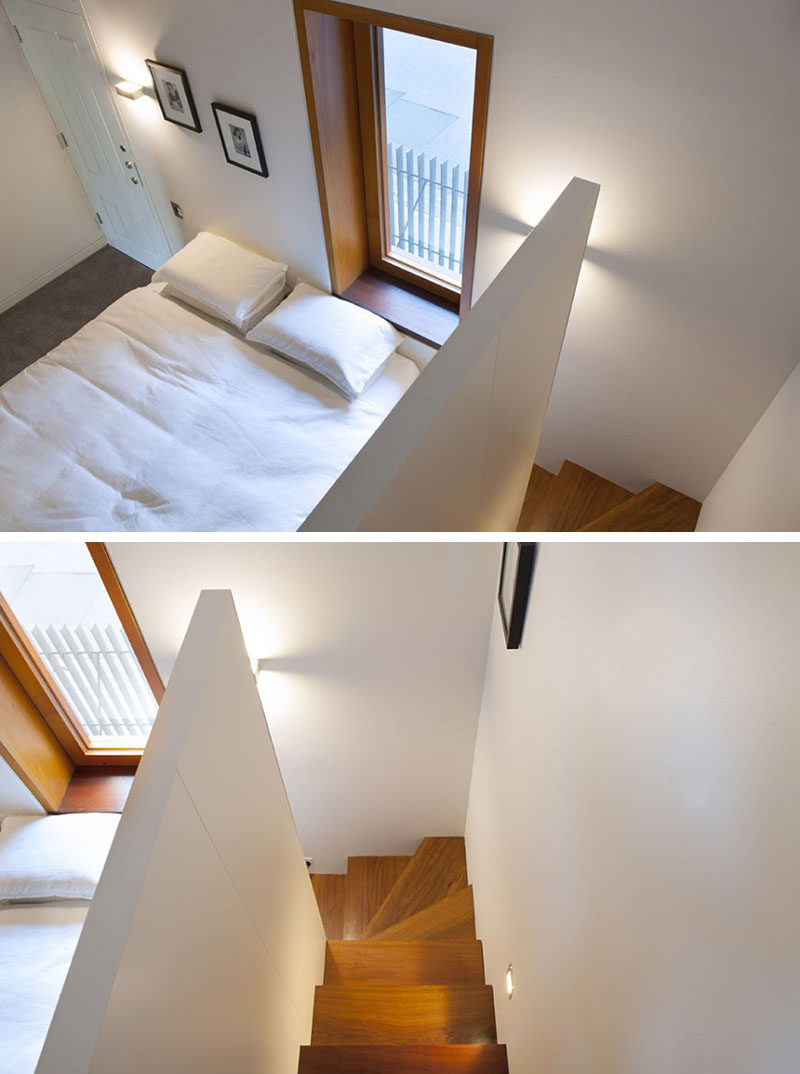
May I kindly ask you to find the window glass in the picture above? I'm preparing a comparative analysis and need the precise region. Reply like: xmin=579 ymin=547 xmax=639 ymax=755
xmin=381 ymin=29 xmax=476 ymax=286
xmin=0 ymin=544 xmax=157 ymax=748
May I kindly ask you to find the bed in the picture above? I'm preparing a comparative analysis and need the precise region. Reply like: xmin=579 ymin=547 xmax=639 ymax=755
xmin=0 ymin=813 xmax=120 ymax=1074
xmin=0 ymin=280 xmax=419 ymax=532
xmin=0 ymin=900 xmax=89 ymax=1074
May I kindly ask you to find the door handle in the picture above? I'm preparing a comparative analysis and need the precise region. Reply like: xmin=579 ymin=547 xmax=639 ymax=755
xmin=124 ymin=160 xmax=142 ymax=185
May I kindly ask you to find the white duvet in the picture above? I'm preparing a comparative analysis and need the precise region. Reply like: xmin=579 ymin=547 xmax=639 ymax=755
xmin=0 ymin=900 xmax=88 ymax=1074
xmin=0 ymin=285 xmax=418 ymax=530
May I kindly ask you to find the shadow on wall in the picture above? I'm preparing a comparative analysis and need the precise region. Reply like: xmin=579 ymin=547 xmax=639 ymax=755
xmin=478 ymin=204 xmax=533 ymax=239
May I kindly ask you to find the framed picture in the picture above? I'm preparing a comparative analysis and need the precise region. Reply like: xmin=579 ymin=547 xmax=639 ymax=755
xmin=211 ymin=103 xmax=268 ymax=178
xmin=145 ymin=60 xmax=202 ymax=132
xmin=498 ymin=543 xmax=538 ymax=650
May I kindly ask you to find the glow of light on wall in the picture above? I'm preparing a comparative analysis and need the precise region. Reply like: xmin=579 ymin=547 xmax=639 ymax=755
xmin=255 ymin=660 xmax=296 ymax=722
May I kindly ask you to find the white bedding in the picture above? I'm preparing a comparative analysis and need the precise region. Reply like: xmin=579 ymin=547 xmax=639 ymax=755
xmin=0 ymin=285 xmax=418 ymax=531
xmin=0 ymin=900 xmax=89 ymax=1074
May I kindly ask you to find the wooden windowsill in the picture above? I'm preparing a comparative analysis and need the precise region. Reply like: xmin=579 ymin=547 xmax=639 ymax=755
xmin=341 ymin=268 xmax=459 ymax=348
xmin=58 ymin=766 xmax=136 ymax=814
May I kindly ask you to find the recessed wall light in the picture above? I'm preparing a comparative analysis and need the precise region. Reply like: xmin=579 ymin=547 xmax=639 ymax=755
xmin=114 ymin=81 xmax=144 ymax=100
xmin=505 ymin=963 xmax=514 ymax=998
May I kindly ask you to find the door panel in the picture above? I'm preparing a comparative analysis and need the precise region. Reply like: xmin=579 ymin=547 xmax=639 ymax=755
xmin=5 ymin=0 xmax=173 ymax=269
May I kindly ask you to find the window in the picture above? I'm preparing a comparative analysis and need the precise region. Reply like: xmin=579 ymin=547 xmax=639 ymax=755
xmin=0 ymin=543 xmax=162 ymax=761
xmin=358 ymin=27 xmax=479 ymax=297
xmin=295 ymin=1 xmax=492 ymax=341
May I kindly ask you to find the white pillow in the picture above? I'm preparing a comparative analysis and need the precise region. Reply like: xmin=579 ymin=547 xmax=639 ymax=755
xmin=153 ymin=231 xmax=287 ymax=332
xmin=246 ymin=282 xmax=405 ymax=398
xmin=0 ymin=813 xmax=120 ymax=901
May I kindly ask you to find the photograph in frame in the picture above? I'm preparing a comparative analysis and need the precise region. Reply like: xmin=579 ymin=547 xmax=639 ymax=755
xmin=145 ymin=60 xmax=202 ymax=132
xmin=211 ymin=103 xmax=269 ymax=178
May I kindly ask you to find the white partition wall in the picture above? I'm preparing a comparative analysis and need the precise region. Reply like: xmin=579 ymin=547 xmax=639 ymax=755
xmin=302 ymin=177 xmax=599 ymax=532
xmin=37 ymin=590 xmax=326 ymax=1074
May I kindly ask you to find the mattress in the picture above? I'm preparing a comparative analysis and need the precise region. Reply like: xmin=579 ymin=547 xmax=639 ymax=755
xmin=0 ymin=900 xmax=89 ymax=1074
xmin=0 ymin=285 xmax=419 ymax=531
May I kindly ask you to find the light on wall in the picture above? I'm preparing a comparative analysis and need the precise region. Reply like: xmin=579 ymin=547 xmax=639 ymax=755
xmin=505 ymin=963 xmax=514 ymax=998
xmin=114 ymin=80 xmax=144 ymax=100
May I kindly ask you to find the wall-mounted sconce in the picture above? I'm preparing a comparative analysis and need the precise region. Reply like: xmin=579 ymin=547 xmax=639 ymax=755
xmin=505 ymin=963 xmax=515 ymax=998
xmin=114 ymin=80 xmax=144 ymax=100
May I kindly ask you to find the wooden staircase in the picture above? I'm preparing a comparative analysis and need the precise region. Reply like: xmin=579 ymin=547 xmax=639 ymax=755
xmin=518 ymin=460 xmax=702 ymax=531
xmin=305 ymin=837 xmax=507 ymax=1074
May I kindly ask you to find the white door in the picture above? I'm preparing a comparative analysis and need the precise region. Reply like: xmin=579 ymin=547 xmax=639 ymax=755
xmin=4 ymin=0 xmax=174 ymax=269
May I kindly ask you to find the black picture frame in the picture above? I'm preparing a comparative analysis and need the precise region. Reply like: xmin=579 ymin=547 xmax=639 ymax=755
xmin=498 ymin=543 xmax=538 ymax=650
xmin=211 ymin=103 xmax=269 ymax=178
xmin=145 ymin=60 xmax=202 ymax=132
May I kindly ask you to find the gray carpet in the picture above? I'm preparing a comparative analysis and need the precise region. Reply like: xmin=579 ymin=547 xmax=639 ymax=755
xmin=0 ymin=246 xmax=152 ymax=385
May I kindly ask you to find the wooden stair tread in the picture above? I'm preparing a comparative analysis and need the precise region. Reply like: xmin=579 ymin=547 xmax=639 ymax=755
xmin=580 ymin=482 xmax=701 ymax=531
xmin=325 ymin=941 xmax=484 ymax=986
xmin=368 ymin=886 xmax=475 ymax=942
xmin=312 ymin=874 xmax=347 ymax=941
xmin=519 ymin=460 xmax=632 ymax=531
xmin=362 ymin=837 xmax=467 ymax=939
xmin=299 ymin=1044 xmax=509 ymax=1073
xmin=343 ymin=856 xmax=410 ymax=940
xmin=311 ymin=985 xmax=497 ymax=1045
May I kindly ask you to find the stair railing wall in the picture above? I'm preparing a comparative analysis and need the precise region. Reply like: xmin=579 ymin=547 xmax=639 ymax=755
xmin=302 ymin=177 xmax=600 ymax=532
xmin=37 ymin=590 xmax=327 ymax=1074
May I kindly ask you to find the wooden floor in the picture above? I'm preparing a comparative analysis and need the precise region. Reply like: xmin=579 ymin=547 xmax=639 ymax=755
xmin=305 ymin=838 xmax=508 ymax=1074
xmin=518 ymin=459 xmax=702 ymax=531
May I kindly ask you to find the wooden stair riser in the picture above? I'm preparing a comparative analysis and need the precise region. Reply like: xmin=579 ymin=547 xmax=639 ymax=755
xmin=311 ymin=985 xmax=497 ymax=1046
xmin=324 ymin=941 xmax=485 ymax=986
xmin=298 ymin=1044 xmax=509 ymax=1074
xmin=362 ymin=837 xmax=467 ymax=939
xmin=343 ymin=856 xmax=410 ymax=940
xmin=311 ymin=874 xmax=347 ymax=941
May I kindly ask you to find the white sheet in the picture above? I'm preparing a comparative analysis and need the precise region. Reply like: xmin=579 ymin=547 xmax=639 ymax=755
xmin=0 ymin=285 xmax=418 ymax=531
xmin=0 ymin=900 xmax=89 ymax=1074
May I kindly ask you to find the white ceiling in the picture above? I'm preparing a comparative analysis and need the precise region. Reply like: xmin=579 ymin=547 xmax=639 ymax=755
xmin=109 ymin=541 xmax=500 ymax=872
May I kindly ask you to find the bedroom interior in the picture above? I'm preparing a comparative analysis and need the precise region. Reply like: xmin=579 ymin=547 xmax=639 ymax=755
xmin=1 ymin=0 xmax=799 ymax=531
xmin=0 ymin=1 xmax=797 ymax=1069
xmin=0 ymin=540 xmax=797 ymax=1074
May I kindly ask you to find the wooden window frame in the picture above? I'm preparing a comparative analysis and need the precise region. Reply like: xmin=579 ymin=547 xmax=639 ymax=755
xmin=0 ymin=543 xmax=163 ymax=767
xmin=294 ymin=0 xmax=492 ymax=319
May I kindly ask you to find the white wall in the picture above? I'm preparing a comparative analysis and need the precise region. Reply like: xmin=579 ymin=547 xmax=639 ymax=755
xmin=39 ymin=590 xmax=326 ymax=1074
xmin=697 ymin=359 xmax=800 ymax=531
xmin=76 ymin=0 xmax=799 ymax=503
xmin=0 ymin=17 xmax=101 ymax=314
xmin=0 ymin=755 xmax=45 ymax=817
xmin=80 ymin=0 xmax=330 ymax=289
xmin=108 ymin=542 xmax=498 ymax=872
xmin=303 ymin=179 xmax=598 ymax=532
xmin=466 ymin=543 xmax=800 ymax=1074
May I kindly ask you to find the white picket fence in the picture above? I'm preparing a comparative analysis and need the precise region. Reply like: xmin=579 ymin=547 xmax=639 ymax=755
xmin=387 ymin=142 xmax=469 ymax=277
xmin=30 ymin=623 xmax=157 ymax=743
